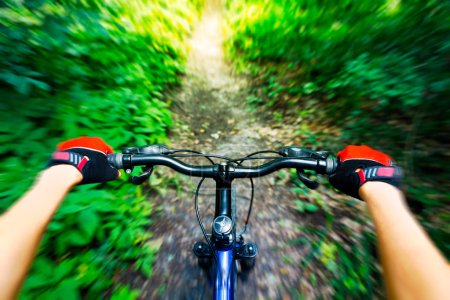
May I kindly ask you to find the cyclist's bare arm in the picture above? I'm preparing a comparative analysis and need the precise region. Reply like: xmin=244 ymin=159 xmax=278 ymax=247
xmin=0 ymin=137 xmax=118 ymax=299
xmin=361 ymin=182 xmax=450 ymax=300
xmin=330 ymin=145 xmax=449 ymax=299
xmin=0 ymin=165 xmax=82 ymax=299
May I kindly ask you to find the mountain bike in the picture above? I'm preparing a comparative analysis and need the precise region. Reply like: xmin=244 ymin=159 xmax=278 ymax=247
xmin=108 ymin=145 xmax=337 ymax=300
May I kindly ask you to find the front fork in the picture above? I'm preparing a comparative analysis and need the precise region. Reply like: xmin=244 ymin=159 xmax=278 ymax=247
xmin=193 ymin=237 xmax=258 ymax=273
xmin=192 ymin=162 xmax=257 ymax=298
xmin=192 ymin=217 xmax=257 ymax=299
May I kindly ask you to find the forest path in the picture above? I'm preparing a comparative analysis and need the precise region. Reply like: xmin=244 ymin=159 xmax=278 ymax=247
xmin=132 ymin=1 xmax=364 ymax=299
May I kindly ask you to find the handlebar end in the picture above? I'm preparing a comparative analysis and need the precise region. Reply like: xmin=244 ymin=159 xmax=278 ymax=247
xmin=108 ymin=153 xmax=123 ymax=169
xmin=326 ymin=157 xmax=338 ymax=174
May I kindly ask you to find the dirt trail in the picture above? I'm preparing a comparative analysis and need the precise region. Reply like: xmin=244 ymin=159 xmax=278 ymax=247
xmin=132 ymin=1 xmax=366 ymax=299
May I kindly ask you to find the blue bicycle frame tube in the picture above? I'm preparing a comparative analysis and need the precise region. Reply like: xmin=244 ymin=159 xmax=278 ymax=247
xmin=214 ymin=249 xmax=235 ymax=300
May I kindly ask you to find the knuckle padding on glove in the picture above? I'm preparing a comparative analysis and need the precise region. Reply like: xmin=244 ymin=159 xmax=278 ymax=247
xmin=48 ymin=148 xmax=118 ymax=184
xmin=57 ymin=136 xmax=113 ymax=154
xmin=338 ymin=146 xmax=393 ymax=166
xmin=51 ymin=151 xmax=89 ymax=171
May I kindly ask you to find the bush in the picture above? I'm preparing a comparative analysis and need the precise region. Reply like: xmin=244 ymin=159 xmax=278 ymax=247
xmin=226 ymin=0 xmax=450 ymax=297
xmin=225 ymin=0 xmax=450 ymax=201
xmin=225 ymin=0 xmax=450 ymax=140
xmin=0 ymin=0 xmax=203 ymax=298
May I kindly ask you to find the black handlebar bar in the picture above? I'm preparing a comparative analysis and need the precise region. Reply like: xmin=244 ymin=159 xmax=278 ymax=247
xmin=107 ymin=148 xmax=337 ymax=180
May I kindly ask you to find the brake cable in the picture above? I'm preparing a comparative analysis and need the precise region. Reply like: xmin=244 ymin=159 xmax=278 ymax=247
xmin=195 ymin=177 xmax=223 ymax=281
xmin=233 ymin=150 xmax=284 ymax=236
xmin=168 ymin=153 xmax=233 ymax=163
xmin=229 ymin=155 xmax=285 ymax=164
xmin=180 ymin=151 xmax=232 ymax=282
xmin=232 ymin=150 xmax=282 ymax=166
xmin=173 ymin=150 xmax=249 ymax=280
xmin=168 ymin=149 xmax=216 ymax=164
xmin=175 ymin=150 xmax=283 ymax=273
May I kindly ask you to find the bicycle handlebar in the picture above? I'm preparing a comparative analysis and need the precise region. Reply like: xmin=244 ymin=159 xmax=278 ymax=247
xmin=107 ymin=146 xmax=338 ymax=180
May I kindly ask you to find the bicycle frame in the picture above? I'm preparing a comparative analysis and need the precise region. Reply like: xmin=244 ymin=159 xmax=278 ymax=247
xmin=214 ymin=248 xmax=235 ymax=299
xmin=211 ymin=164 xmax=237 ymax=300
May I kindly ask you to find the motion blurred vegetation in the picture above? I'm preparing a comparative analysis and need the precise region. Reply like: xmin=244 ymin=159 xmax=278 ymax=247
xmin=0 ymin=0 xmax=203 ymax=298
xmin=226 ymin=0 xmax=449 ymax=297
xmin=0 ymin=0 xmax=449 ymax=298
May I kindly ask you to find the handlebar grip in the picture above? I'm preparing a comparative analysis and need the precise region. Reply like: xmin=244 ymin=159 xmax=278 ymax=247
xmin=108 ymin=153 xmax=123 ymax=169
xmin=326 ymin=157 xmax=338 ymax=174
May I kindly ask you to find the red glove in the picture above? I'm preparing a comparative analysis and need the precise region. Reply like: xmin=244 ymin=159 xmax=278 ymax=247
xmin=329 ymin=145 xmax=402 ymax=199
xmin=48 ymin=136 xmax=119 ymax=184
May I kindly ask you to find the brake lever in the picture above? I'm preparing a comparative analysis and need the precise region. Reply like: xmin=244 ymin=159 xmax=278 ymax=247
xmin=130 ymin=166 xmax=153 ymax=185
xmin=315 ymin=151 xmax=330 ymax=159
xmin=123 ymin=144 xmax=170 ymax=155
xmin=297 ymin=169 xmax=319 ymax=190
xmin=280 ymin=146 xmax=329 ymax=159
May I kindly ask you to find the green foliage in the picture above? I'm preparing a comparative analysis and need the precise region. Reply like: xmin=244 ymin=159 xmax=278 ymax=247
xmin=226 ymin=0 xmax=449 ymax=297
xmin=19 ymin=186 xmax=155 ymax=299
xmin=225 ymin=0 xmax=450 ymax=155
xmin=294 ymin=199 xmax=319 ymax=213
xmin=329 ymin=232 xmax=380 ymax=298
xmin=295 ymin=225 xmax=379 ymax=298
xmin=326 ymin=53 xmax=425 ymax=108
xmin=245 ymin=95 xmax=263 ymax=109
xmin=111 ymin=285 xmax=140 ymax=300
xmin=0 ymin=0 xmax=204 ymax=298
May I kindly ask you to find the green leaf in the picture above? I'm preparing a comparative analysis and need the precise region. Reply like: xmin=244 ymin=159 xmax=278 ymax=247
xmin=111 ymin=285 xmax=140 ymax=300
xmin=290 ymin=187 xmax=307 ymax=196
xmin=294 ymin=199 xmax=305 ymax=212
xmin=58 ymin=203 xmax=84 ymax=214
xmin=54 ymin=259 xmax=77 ymax=281
xmin=78 ymin=208 xmax=100 ymax=240
xmin=16 ymin=78 xmax=31 ymax=95
xmin=305 ymin=203 xmax=319 ymax=212
xmin=28 ymin=78 xmax=51 ymax=91
xmin=55 ymin=279 xmax=81 ymax=300
xmin=67 ymin=230 xmax=91 ymax=246
xmin=33 ymin=257 xmax=56 ymax=277
xmin=23 ymin=273 xmax=50 ymax=290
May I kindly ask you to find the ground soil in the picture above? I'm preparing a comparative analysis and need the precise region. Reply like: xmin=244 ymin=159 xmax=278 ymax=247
xmin=125 ymin=1 xmax=374 ymax=299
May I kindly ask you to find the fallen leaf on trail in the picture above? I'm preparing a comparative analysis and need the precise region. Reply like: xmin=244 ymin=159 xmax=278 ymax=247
xmin=280 ymin=268 xmax=289 ymax=275
xmin=146 ymin=237 xmax=164 ymax=251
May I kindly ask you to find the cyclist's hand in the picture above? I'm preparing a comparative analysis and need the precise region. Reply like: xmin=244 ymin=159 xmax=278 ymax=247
xmin=329 ymin=145 xmax=402 ymax=199
xmin=48 ymin=136 xmax=120 ymax=184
